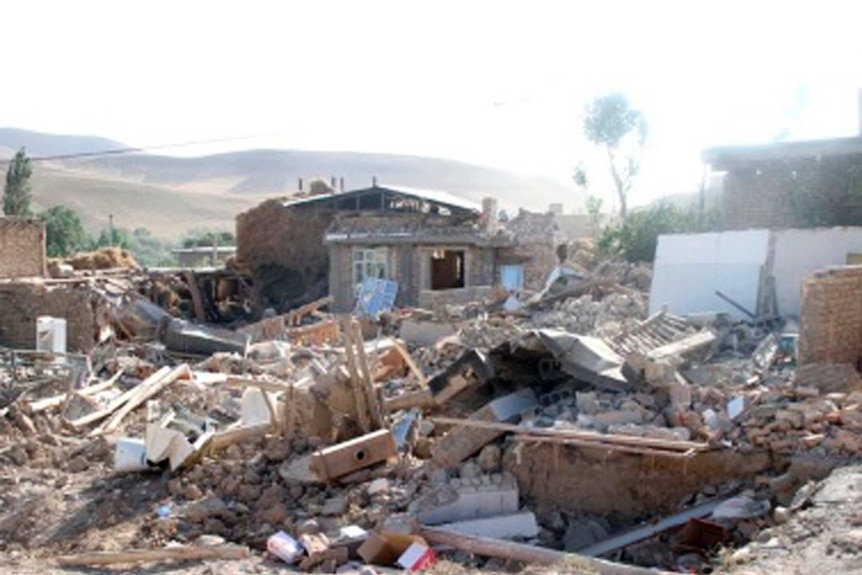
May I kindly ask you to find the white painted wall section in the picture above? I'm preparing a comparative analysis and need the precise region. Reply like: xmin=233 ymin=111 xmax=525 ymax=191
xmin=649 ymin=230 xmax=770 ymax=319
xmin=772 ymin=227 xmax=862 ymax=318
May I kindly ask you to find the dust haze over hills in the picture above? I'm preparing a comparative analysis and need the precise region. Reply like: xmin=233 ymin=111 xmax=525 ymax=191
xmin=0 ymin=128 xmax=576 ymax=239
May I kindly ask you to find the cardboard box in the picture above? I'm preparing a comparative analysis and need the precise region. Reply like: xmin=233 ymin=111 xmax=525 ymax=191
xmin=357 ymin=531 xmax=427 ymax=567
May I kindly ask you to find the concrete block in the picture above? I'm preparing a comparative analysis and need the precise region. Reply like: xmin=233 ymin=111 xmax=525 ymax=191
xmin=438 ymin=511 xmax=539 ymax=540
xmin=415 ymin=473 xmax=519 ymax=524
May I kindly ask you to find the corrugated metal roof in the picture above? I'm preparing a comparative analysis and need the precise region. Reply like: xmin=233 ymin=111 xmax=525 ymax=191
xmin=282 ymin=184 xmax=481 ymax=213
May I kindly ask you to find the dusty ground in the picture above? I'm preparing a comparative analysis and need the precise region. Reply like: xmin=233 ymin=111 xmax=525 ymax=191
xmin=720 ymin=463 xmax=862 ymax=574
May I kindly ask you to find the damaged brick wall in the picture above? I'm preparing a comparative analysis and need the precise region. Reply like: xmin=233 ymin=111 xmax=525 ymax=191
xmin=0 ymin=218 xmax=46 ymax=279
xmin=0 ymin=283 xmax=109 ymax=352
xmin=721 ymin=155 xmax=862 ymax=231
xmin=722 ymin=165 xmax=803 ymax=230
xmin=798 ymin=266 xmax=862 ymax=365
xmin=497 ymin=210 xmax=559 ymax=291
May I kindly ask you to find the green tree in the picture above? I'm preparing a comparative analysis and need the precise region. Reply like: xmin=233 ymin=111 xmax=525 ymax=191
xmin=582 ymin=93 xmax=646 ymax=222
xmin=90 ymin=226 xmax=132 ymax=250
xmin=40 ymin=205 xmax=87 ymax=257
xmin=129 ymin=227 xmax=177 ymax=267
xmin=598 ymin=201 xmax=722 ymax=262
xmin=586 ymin=195 xmax=603 ymax=237
xmin=3 ymin=147 xmax=33 ymax=216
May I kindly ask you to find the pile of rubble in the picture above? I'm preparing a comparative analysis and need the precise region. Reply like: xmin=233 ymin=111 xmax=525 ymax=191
xmin=2 ymin=259 xmax=862 ymax=575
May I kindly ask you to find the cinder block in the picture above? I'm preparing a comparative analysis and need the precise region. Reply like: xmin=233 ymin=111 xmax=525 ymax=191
xmin=415 ymin=473 xmax=519 ymax=524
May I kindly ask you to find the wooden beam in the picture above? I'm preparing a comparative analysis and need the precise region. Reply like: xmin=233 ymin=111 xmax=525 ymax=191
xmin=79 ymin=368 xmax=126 ymax=397
xmin=383 ymin=388 xmax=435 ymax=413
xmin=392 ymin=340 xmax=427 ymax=388
xmin=93 ymin=364 xmax=192 ymax=436
xmin=420 ymin=527 xmax=670 ymax=575
xmin=68 ymin=366 xmax=172 ymax=429
xmin=55 ymin=545 xmax=250 ymax=566
xmin=430 ymin=417 xmax=709 ymax=453
xmin=184 ymin=271 xmax=207 ymax=322
xmin=340 ymin=316 xmax=370 ymax=433
xmin=517 ymin=437 xmax=696 ymax=460
xmin=205 ymin=422 xmax=272 ymax=453
xmin=352 ymin=320 xmax=384 ymax=429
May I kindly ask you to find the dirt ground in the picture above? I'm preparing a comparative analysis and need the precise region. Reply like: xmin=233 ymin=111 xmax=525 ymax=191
xmin=719 ymin=463 xmax=862 ymax=574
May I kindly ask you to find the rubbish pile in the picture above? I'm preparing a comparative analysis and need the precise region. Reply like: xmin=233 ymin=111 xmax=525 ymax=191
xmin=1 ymin=257 xmax=860 ymax=574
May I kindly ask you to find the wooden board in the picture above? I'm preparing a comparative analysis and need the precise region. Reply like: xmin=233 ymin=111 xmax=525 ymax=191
xmin=310 ymin=429 xmax=397 ymax=481
xmin=56 ymin=545 xmax=249 ymax=566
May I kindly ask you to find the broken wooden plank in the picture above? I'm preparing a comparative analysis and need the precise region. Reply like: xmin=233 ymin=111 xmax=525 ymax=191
xmin=430 ymin=417 xmax=709 ymax=453
xmin=28 ymin=394 xmax=68 ymax=413
xmin=184 ymin=270 xmax=207 ymax=322
xmin=340 ymin=316 xmax=370 ymax=433
xmin=383 ymin=389 xmax=435 ymax=413
xmin=286 ymin=295 xmax=334 ymax=327
xmin=225 ymin=377 xmax=291 ymax=394
xmin=205 ymin=422 xmax=272 ymax=453
xmin=393 ymin=340 xmax=427 ymax=388
xmin=310 ymin=428 xmax=397 ymax=481
xmin=647 ymin=330 xmax=717 ymax=361
xmin=420 ymin=527 xmax=672 ymax=575
xmin=352 ymin=322 xmax=384 ymax=430
xmin=79 ymin=368 xmax=126 ymax=397
xmin=55 ymin=545 xmax=250 ymax=566
xmin=68 ymin=366 xmax=172 ymax=429
xmin=287 ymin=319 xmax=340 ymax=346
xmin=93 ymin=364 xmax=192 ymax=435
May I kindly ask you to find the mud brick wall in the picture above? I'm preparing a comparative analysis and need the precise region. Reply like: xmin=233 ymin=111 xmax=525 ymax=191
xmin=235 ymin=200 xmax=333 ymax=281
xmin=0 ymin=283 xmax=107 ymax=352
xmin=798 ymin=266 xmax=862 ymax=365
xmin=0 ymin=218 xmax=46 ymax=278
xmin=506 ymin=443 xmax=770 ymax=520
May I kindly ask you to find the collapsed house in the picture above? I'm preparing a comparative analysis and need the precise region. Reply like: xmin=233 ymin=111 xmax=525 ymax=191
xmin=236 ymin=184 xmax=561 ymax=313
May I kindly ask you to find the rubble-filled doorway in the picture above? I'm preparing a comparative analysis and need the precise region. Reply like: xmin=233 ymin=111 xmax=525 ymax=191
xmin=430 ymin=250 xmax=465 ymax=290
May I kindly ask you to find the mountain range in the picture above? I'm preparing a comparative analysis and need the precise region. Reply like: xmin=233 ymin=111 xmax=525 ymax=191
xmin=0 ymin=128 xmax=575 ymax=239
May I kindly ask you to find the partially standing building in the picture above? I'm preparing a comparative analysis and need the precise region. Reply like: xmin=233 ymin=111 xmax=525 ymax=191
xmin=236 ymin=184 xmax=560 ymax=312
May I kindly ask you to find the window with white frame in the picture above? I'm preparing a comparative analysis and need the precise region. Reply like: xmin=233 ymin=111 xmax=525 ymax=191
xmin=353 ymin=247 xmax=388 ymax=291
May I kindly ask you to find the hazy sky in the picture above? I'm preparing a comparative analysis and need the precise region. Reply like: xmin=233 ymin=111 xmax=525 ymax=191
xmin=3 ymin=1 xmax=861 ymax=210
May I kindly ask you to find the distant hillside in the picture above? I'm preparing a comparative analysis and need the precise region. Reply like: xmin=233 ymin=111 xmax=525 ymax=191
xmin=0 ymin=128 xmax=577 ymax=239
xmin=0 ymin=128 xmax=126 ymax=157
xmin=70 ymin=149 xmax=574 ymax=207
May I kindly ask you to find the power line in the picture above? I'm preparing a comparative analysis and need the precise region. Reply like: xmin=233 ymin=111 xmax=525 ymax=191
xmin=0 ymin=131 xmax=282 ymax=164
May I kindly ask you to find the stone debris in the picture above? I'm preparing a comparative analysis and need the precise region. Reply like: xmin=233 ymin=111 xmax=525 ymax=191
xmin=3 ymin=252 xmax=862 ymax=574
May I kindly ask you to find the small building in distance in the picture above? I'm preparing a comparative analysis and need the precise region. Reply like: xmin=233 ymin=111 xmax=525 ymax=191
xmin=171 ymin=246 xmax=237 ymax=268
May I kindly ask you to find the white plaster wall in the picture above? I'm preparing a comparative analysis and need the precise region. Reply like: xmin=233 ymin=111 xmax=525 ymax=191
xmin=649 ymin=230 xmax=770 ymax=319
xmin=772 ymin=227 xmax=862 ymax=318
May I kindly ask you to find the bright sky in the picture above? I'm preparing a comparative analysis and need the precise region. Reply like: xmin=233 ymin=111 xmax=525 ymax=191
xmin=3 ymin=1 xmax=862 ymax=211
